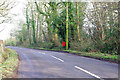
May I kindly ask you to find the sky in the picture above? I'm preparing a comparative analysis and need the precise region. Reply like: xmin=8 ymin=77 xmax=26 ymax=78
xmin=0 ymin=0 xmax=27 ymax=41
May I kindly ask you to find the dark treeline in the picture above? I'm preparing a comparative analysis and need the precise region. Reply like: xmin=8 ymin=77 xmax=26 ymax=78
xmin=6 ymin=1 xmax=119 ymax=55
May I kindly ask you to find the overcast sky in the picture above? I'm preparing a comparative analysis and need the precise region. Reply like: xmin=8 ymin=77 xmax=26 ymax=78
xmin=0 ymin=0 xmax=27 ymax=41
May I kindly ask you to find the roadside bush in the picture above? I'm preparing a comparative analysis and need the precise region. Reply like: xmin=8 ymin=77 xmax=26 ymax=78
xmin=69 ymin=39 xmax=95 ymax=52
xmin=35 ymin=42 xmax=54 ymax=49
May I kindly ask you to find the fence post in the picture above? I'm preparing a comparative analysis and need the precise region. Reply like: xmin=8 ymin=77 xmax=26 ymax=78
xmin=0 ymin=40 xmax=4 ymax=64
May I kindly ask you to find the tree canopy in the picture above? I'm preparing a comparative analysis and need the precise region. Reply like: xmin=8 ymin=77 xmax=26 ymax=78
xmin=6 ymin=1 xmax=119 ymax=55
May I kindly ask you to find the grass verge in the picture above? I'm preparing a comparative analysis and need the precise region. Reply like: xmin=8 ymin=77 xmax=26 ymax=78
xmin=27 ymin=46 xmax=119 ymax=63
xmin=0 ymin=48 xmax=19 ymax=78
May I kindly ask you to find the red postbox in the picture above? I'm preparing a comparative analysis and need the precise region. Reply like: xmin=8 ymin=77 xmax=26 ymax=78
xmin=62 ymin=42 xmax=65 ymax=46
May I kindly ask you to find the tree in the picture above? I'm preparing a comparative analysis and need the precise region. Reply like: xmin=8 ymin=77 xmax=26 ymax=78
xmin=86 ymin=2 xmax=118 ymax=53
xmin=0 ymin=0 xmax=14 ymax=31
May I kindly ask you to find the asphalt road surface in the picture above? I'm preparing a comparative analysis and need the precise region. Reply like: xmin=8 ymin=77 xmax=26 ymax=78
xmin=7 ymin=46 xmax=118 ymax=79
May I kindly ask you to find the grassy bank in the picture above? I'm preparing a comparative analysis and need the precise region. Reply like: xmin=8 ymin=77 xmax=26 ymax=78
xmin=0 ymin=48 xmax=19 ymax=78
xmin=27 ymin=46 xmax=119 ymax=63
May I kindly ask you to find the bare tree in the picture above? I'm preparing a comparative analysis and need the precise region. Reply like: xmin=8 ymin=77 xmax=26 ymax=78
xmin=0 ymin=0 xmax=14 ymax=32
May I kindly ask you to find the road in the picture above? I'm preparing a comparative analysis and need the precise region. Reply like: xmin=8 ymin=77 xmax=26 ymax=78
xmin=7 ymin=46 xmax=118 ymax=79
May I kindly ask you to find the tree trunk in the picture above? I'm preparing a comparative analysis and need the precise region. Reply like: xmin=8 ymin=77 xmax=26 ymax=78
xmin=26 ymin=7 xmax=31 ymax=44
xmin=36 ymin=17 xmax=39 ymax=43
xmin=54 ymin=28 xmax=58 ymax=46
xmin=118 ymin=1 xmax=120 ymax=55
xmin=77 ymin=1 xmax=80 ymax=41
xmin=66 ymin=2 xmax=69 ymax=50
xmin=32 ymin=10 xmax=36 ymax=44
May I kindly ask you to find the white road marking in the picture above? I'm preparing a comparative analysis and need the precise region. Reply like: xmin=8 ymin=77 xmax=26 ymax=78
xmin=51 ymin=55 xmax=64 ymax=62
xmin=41 ymin=53 xmax=45 ymax=54
xmin=39 ymin=52 xmax=45 ymax=54
xmin=75 ymin=66 xmax=102 ymax=79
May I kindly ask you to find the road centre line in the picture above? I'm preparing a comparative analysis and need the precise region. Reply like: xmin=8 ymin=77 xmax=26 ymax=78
xmin=42 ymin=53 xmax=45 ymax=54
xmin=39 ymin=52 xmax=45 ymax=54
xmin=51 ymin=55 xmax=64 ymax=62
xmin=75 ymin=66 xmax=103 ymax=80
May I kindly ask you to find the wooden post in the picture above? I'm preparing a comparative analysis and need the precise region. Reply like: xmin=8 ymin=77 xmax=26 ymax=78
xmin=0 ymin=40 xmax=4 ymax=63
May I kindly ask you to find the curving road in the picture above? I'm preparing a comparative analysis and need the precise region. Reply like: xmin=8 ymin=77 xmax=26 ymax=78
xmin=7 ymin=46 xmax=118 ymax=79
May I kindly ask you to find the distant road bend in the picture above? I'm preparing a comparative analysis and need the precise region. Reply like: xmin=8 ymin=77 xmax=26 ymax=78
xmin=7 ymin=46 xmax=118 ymax=79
